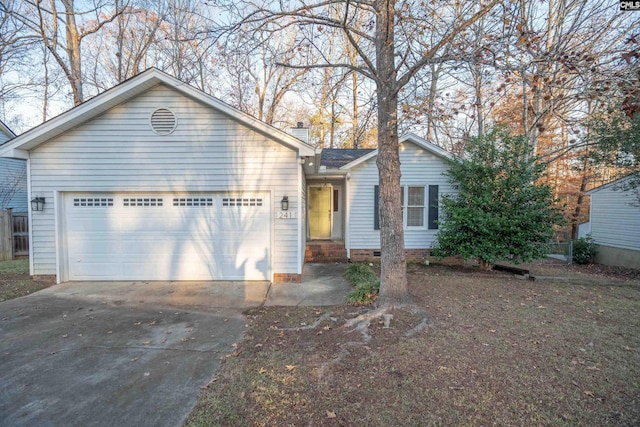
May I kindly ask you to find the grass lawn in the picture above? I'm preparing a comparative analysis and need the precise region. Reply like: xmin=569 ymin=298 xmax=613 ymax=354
xmin=186 ymin=262 xmax=640 ymax=426
xmin=0 ymin=259 xmax=52 ymax=301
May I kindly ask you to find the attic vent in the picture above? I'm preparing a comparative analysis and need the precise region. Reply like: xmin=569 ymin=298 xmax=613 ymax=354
xmin=150 ymin=108 xmax=177 ymax=135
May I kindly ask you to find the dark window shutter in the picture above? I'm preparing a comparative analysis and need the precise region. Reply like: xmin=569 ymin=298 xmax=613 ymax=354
xmin=374 ymin=185 xmax=380 ymax=230
xmin=428 ymin=185 xmax=439 ymax=230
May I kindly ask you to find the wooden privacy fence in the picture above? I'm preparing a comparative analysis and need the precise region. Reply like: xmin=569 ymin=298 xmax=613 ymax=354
xmin=0 ymin=209 xmax=29 ymax=260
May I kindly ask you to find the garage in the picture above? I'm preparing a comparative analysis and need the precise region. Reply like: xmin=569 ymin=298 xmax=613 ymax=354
xmin=63 ymin=193 xmax=271 ymax=281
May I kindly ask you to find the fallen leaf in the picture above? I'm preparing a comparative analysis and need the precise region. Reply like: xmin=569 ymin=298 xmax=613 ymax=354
xmin=584 ymin=390 xmax=595 ymax=397
xmin=142 ymin=341 xmax=151 ymax=345
xmin=286 ymin=365 xmax=297 ymax=372
xmin=326 ymin=411 xmax=337 ymax=419
xmin=134 ymin=322 xmax=141 ymax=326
xmin=161 ymin=338 xmax=167 ymax=343
xmin=131 ymin=356 xmax=140 ymax=362
xmin=258 ymin=367 xmax=267 ymax=374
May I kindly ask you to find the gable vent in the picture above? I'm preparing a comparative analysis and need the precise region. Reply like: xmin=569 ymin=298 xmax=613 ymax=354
xmin=150 ymin=108 xmax=177 ymax=135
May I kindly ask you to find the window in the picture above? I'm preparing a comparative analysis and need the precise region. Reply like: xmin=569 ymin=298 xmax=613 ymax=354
xmin=401 ymin=186 xmax=425 ymax=227
xmin=73 ymin=197 xmax=113 ymax=207
xmin=123 ymin=197 xmax=163 ymax=207
xmin=173 ymin=197 xmax=213 ymax=206
xmin=373 ymin=185 xmax=438 ymax=230
xmin=222 ymin=197 xmax=263 ymax=207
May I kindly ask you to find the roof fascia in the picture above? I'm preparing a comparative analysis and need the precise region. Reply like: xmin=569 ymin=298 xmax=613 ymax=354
xmin=339 ymin=133 xmax=453 ymax=170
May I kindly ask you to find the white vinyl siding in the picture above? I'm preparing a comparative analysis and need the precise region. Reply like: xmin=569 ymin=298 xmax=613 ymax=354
xmin=29 ymin=84 xmax=300 ymax=278
xmin=347 ymin=141 xmax=453 ymax=249
xmin=590 ymin=180 xmax=640 ymax=251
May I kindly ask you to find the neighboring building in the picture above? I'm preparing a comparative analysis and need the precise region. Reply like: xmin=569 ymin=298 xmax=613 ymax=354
xmin=0 ymin=121 xmax=27 ymax=213
xmin=586 ymin=174 xmax=640 ymax=269
xmin=0 ymin=68 xmax=454 ymax=284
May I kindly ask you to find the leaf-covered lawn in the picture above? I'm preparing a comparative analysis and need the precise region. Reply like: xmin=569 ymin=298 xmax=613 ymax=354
xmin=0 ymin=259 xmax=52 ymax=301
xmin=186 ymin=262 xmax=640 ymax=426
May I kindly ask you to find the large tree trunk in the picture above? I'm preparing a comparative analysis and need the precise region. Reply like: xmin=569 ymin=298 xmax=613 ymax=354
xmin=375 ymin=0 xmax=410 ymax=308
xmin=62 ymin=0 xmax=84 ymax=105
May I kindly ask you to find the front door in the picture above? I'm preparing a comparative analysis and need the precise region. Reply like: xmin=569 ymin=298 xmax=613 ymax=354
xmin=309 ymin=186 xmax=332 ymax=239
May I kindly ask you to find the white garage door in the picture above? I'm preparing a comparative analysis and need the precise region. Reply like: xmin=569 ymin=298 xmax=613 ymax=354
xmin=64 ymin=193 xmax=270 ymax=281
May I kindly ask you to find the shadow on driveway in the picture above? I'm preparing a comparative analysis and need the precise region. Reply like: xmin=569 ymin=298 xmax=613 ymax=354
xmin=0 ymin=290 xmax=246 ymax=427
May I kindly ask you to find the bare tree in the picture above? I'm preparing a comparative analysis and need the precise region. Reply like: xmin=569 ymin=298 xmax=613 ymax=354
xmin=6 ymin=0 xmax=128 ymax=105
xmin=214 ymin=0 xmax=501 ymax=308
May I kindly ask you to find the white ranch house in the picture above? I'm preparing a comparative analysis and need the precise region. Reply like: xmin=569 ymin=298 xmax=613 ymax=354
xmin=0 ymin=69 xmax=452 ymax=284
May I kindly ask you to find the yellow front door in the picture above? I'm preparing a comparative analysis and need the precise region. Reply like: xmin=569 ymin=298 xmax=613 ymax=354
xmin=309 ymin=186 xmax=332 ymax=239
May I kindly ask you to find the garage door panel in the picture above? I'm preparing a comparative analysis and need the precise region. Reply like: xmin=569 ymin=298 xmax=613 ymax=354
xmin=64 ymin=193 xmax=270 ymax=281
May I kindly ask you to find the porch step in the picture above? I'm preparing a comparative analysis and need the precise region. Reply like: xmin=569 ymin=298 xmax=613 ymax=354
xmin=305 ymin=242 xmax=347 ymax=263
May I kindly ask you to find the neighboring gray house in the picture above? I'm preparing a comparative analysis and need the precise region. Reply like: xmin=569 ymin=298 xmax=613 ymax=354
xmin=0 ymin=120 xmax=27 ymax=213
xmin=586 ymin=174 xmax=640 ymax=269
xmin=0 ymin=68 xmax=453 ymax=284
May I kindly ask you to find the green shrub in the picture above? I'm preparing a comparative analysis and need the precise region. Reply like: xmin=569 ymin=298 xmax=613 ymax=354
xmin=344 ymin=262 xmax=378 ymax=285
xmin=344 ymin=263 xmax=379 ymax=305
xmin=573 ymin=235 xmax=597 ymax=264
xmin=346 ymin=281 xmax=380 ymax=305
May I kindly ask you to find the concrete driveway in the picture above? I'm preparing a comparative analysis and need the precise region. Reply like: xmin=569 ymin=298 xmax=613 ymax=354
xmin=0 ymin=264 xmax=350 ymax=426
xmin=0 ymin=285 xmax=251 ymax=427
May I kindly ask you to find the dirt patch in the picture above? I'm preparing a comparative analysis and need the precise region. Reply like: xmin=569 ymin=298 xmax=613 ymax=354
xmin=186 ymin=263 xmax=640 ymax=426
xmin=0 ymin=259 xmax=54 ymax=302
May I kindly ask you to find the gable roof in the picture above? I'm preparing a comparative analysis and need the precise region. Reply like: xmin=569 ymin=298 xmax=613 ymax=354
xmin=0 ymin=68 xmax=314 ymax=159
xmin=339 ymin=133 xmax=453 ymax=170
xmin=320 ymin=149 xmax=375 ymax=169
xmin=587 ymin=172 xmax=639 ymax=195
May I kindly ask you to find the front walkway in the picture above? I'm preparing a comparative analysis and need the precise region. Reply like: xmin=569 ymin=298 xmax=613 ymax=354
xmin=266 ymin=263 xmax=351 ymax=306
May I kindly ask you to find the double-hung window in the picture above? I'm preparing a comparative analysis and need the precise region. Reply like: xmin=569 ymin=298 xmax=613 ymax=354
xmin=401 ymin=186 xmax=426 ymax=227
xmin=374 ymin=184 xmax=438 ymax=230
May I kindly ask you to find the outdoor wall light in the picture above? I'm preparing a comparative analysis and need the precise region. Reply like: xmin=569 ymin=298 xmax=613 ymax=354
xmin=281 ymin=196 xmax=289 ymax=211
xmin=31 ymin=197 xmax=45 ymax=212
